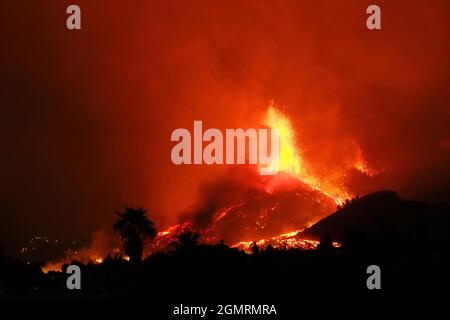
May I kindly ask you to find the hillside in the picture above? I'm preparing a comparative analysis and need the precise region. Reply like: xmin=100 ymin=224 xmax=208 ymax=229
xmin=303 ymin=191 xmax=450 ymax=249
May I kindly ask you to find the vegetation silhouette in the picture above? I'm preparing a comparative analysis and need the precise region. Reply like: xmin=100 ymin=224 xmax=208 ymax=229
xmin=172 ymin=231 xmax=200 ymax=249
xmin=0 ymin=191 xmax=449 ymax=300
xmin=113 ymin=207 xmax=156 ymax=263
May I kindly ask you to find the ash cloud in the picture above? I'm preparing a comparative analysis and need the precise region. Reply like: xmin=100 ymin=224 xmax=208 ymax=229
xmin=0 ymin=0 xmax=449 ymax=249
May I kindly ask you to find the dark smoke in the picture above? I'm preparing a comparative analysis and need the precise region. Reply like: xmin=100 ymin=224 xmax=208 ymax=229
xmin=0 ymin=0 xmax=449 ymax=250
xmin=183 ymin=168 xmax=336 ymax=243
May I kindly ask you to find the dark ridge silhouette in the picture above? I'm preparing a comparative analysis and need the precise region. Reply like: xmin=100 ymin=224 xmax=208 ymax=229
xmin=303 ymin=191 xmax=450 ymax=252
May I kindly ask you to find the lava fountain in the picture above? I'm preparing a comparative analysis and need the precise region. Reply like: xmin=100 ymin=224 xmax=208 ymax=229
xmin=149 ymin=103 xmax=352 ymax=254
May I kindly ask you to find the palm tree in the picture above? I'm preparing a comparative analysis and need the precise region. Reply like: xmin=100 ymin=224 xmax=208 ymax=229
xmin=113 ymin=207 xmax=156 ymax=263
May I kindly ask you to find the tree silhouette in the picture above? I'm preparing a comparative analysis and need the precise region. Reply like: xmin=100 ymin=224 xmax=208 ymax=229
xmin=251 ymin=241 xmax=260 ymax=255
xmin=317 ymin=233 xmax=333 ymax=254
xmin=113 ymin=207 xmax=156 ymax=263
xmin=175 ymin=231 xmax=200 ymax=249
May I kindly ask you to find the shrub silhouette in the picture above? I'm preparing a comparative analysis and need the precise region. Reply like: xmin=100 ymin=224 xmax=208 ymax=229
xmin=113 ymin=207 xmax=156 ymax=263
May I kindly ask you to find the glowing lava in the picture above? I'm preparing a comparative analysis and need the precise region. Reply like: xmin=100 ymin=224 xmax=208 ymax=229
xmin=41 ymin=104 xmax=355 ymax=273
xmin=260 ymin=105 xmax=301 ymax=176
xmin=261 ymin=103 xmax=350 ymax=204
xmin=148 ymin=104 xmax=351 ymax=254
xmin=354 ymin=147 xmax=378 ymax=177
xmin=231 ymin=229 xmax=341 ymax=253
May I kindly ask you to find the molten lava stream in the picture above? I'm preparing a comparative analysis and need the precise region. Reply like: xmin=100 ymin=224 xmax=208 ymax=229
xmin=260 ymin=104 xmax=350 ymax=204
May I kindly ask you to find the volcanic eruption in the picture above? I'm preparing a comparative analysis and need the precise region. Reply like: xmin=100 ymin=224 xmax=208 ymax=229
xmin=150 ymin=103 xmax=355 ymax=254
xmin=42 ymin=102 xmax=369 ymax=272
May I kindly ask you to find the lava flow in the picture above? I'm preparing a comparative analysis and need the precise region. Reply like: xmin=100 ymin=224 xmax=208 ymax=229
xmin=147 ymin=103 xmax=351 ymax=254
xmin=43 ymin=104 xmax=357 ymax=272
xmin=261 ymin=104 xmax=350 ymax=204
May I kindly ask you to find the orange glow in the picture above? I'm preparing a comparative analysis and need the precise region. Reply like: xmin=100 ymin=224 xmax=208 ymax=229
xmin=41 ymin=262 xmax=63 ymax=273
xmin=41 ymin=105 xmax=354 ymax=274
xmin=260 ymin=104 xmax=301 ymax=176
xmin=261 ymin=103 xmax=350 ymax=204
xmin=156 ymin=222 xmax=191 ymax=237
xmin=231 ymin=228 xmax=341 ymax=252
xmin=354 ymin=148 xmax=378 ymax=177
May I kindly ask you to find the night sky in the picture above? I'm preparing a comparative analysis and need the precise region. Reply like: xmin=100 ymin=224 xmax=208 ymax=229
xmin=1 ymin=0 xmax=449 ymax=250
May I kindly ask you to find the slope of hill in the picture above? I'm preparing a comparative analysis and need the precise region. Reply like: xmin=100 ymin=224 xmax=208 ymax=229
xmin=303 ymin=191 xmax=450 ymax=249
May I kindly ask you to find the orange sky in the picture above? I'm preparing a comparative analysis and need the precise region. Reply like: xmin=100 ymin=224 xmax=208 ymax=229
xmin=0 ymin=0 xmax=449 ymax=247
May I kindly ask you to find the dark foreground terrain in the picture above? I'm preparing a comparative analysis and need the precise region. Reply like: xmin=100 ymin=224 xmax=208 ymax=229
xmin=1 ymin=191 xmax=449 ymax=301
